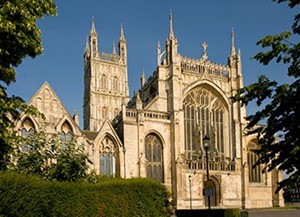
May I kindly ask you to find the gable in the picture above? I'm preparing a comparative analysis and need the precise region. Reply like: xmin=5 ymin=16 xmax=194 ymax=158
xmin=27 ymin=82 xmax=80 ymax=133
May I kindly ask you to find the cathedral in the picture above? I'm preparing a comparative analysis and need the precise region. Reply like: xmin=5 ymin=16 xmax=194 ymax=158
xmin=16 ymin=14 xmax=284 ymax=209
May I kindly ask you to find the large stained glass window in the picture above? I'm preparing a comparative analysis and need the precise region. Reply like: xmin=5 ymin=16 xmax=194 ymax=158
xmin=183 ymin=87 xmax=225 ymax=159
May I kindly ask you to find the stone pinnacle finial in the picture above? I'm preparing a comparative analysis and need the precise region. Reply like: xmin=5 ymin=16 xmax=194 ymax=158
xmin=112 ymin=41 xmax=116 ymax=55
xmin=169 ymin=10 xmax=174 ymax=39
xmin=231 ymin=28 xmax=236 ymax=56
xmin=91 ymin=16 xmax=96 ymax=34
xmin=120 ymin=23 xmax=125 ymax=40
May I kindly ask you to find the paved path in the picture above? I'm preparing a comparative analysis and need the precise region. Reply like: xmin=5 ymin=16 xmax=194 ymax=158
xmin=247 ymin=209 xmax=300 ymax=217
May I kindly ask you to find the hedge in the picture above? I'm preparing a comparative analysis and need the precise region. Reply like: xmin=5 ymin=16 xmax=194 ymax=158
xmin=0 ymin=172 xmax=172 ymax=217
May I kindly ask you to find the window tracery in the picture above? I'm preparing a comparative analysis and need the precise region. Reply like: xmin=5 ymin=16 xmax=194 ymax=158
xmin=183 ymin=87 xmax=225 ymax=159
xmin=145 ymin=133 xmax=163 ymax=182
xmin=99 ymin=136 xmax=118 ymax=176
xmin=60 ymin=121 xmax=73 ymax=147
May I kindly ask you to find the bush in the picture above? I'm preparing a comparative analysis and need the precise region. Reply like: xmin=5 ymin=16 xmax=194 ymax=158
xmin=0 ymin=172 xmax=171 ymax=217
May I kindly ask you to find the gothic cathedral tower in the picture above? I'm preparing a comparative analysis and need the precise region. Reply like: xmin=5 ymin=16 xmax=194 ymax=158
xmin=83 ymin=20 xmax=130 ymax=131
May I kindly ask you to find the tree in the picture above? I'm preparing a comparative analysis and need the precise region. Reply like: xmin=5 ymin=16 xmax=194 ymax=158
xmin=0 ymin=0 xmax=56 ymax=169
xmin=15 ymin=130 xmax=93 ymax=182
xmin=50 ymin=138 xmax=93 ymax=182
xmin=233 ymin=0 xmax=300 ymax=192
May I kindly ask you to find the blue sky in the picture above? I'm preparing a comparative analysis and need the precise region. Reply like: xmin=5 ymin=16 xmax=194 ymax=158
xmin=8 ymin=0 xmax=295 ymax=127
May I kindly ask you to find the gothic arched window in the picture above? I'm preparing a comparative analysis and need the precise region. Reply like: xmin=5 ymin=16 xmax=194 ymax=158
xmin=21 ymin=118 xmax=35 ymax=152
xmin=183 ymin=87 xmax=226 ymax=159
xmin=99 ymin=136 xmax=118 ymax=176
xmin=101 ymin=74 xmax=108 ymax=89
xmin=112 ymin=76 xmax=119 ymax=91
xmin=60 ymin=121 xmax=73 ymax=148
xmin=145 ymin=133 xmax=163 ymax=182
xmin=248 ymin=140 xmax=262 ymax=183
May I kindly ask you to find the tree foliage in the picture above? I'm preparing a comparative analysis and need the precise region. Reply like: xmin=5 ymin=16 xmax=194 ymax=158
xmin=0 ymin=0 xmax=56 ymax=169
xmin=233 ymin=0 xmax=300 ymax=192
xmin=14 ymin=130 xmax=93 ymax=182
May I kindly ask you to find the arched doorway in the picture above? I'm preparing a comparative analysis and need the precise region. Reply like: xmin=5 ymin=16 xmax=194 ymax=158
xmin=204 ymin=176 xmax=221 ymax=207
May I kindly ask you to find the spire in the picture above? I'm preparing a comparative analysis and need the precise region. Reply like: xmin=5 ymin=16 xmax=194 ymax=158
xmin=120 ymin=23 xmax=125 ymax=40
xmin=231 ymin=28 xmax=236 ymax=56
xmin=169 ymin=10 xmax=174 ymax=39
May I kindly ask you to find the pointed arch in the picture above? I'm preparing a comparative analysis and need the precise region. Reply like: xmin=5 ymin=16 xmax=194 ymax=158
xmin=112 ymin=76 xmax=119 ymax=91
xmin=247 ymin=140 xmax=262 ymax=183
xmin=101 ymin=74 xmax=108 ymax=89
xmin=145 ymin=133 xmax=164 ymax=182
xmin=60 ymin=121 xmax=73 ymax=144
xmin=98 ymin=133 xmax=119 ymax=177
xmin=204 ymin=176 xmax=221 ymax=207
xmin=20 ymin=117 xmax=36 ymax=152
xmin=183 ymin=85 xmax=228 ymax=159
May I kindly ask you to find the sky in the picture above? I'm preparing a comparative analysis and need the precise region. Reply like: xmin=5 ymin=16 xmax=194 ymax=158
xmin=8 ymin=0 xmax=296 ymax=128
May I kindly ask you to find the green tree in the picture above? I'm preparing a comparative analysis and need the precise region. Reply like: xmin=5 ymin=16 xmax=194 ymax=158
xmin=50 ymin=138 xmax=93 ymax=182
xmin=0 ymin=0 xmax=56 ymax=169
xmin=15 ymin=130 xmax=93 ymax=182
xmin=233 ymin=0 xmax=300 ymax=192
xmin=15 ymin=130 xmax=57 ymax=176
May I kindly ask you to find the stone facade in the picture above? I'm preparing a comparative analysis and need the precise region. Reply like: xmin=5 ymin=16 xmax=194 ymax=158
xmin=16 ymin=13 xmax=284 ymax=209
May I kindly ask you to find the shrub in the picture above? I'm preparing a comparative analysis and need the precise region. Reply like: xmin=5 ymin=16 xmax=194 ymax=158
xmin=0 ymin=172 xmax=171 ymax=217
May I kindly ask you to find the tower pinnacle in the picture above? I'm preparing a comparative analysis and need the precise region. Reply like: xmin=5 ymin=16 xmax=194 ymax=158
xmin=120 ymin=23 xmax=125 ymax=40
xmin=231 ymin=28 xmax=236 ymax=56
xmin=169 ymin=10 xmax=174 ymax=39
xmin=91 ymin=17 xmax=97 ymax=34
xmin=112 ymin=41 xmax=116 ymax=55
xmin=85 ymin=36 xmax=89 ymax=51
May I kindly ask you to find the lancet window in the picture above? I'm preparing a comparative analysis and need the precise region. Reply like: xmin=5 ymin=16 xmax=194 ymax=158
xmin=99 ymin=136 xmax=118 ymax=176
xmin=101 ymin=74 xmax=108 ymax=89
xmin=21 ymin=118 xmax=35 ymax=152
xmin=112 ymin=76 xmax=119 ymax=91
xmin=60 ymin=121 xmax=73 ymax=146
xmin=248 ymin=140 xmax=262 ymax=183
xmin=145 ymin=133 xmax=163 ymax=182
xmin=183 ymin=87 xmax=226 ymax=159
